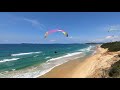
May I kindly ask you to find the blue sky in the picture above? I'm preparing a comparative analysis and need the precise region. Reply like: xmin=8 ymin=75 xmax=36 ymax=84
xmin=0 ymin=12 xmax=120 ymax=44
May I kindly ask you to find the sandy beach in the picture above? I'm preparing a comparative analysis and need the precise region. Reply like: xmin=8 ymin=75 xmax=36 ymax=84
xmin=39 ymin=45 xmax=120 ymax=78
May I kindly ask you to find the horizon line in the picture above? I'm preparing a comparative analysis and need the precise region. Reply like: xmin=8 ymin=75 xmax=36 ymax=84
xmin=0 ymin=42 xmax=104 ymax=44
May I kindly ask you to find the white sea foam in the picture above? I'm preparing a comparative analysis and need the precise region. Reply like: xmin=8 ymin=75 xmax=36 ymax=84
xmin=0 ymin=51 xmax=85 ymax=78
xmin=74 ymin=57 xmax=81 ymax=59
xmin=12 ymin=69 xmax=16 ymax=71
xmin=0 ymin=46 xmax=96 ymax=78
xmin=0 ymin=58 xmax=20 ymax=63
xmin=46 ymin=52 xmax=83 ymax=62
xmin=9 ymin=67 xmax=56 ymax=78
xmin=11 ymin=51 xmax=42 ymax=56
xmin=34 ymin=55 xmax=39 ymax=57
xmin=78 ymin=45 xmax=94 ymax=52
xmin=92 ymin=50 xmax=97 ymax=55
xmin=6 ymin=60 xmax=71 ymax=78
xmin=45 ymin=56 xmax=51 ymax=59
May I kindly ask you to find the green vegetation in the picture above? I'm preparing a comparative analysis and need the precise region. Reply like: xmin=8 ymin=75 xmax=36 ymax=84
xmin=109 ymin=60 xmax=120 ymax=78
xmin=101 ymin=42 xmax=120 ymax=78
xmin=101 ymin=41 xmax=120 ymax=52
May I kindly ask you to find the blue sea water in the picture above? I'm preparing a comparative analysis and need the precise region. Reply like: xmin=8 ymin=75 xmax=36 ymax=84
xmin=0 ymin=44 xmax=96 ymax=78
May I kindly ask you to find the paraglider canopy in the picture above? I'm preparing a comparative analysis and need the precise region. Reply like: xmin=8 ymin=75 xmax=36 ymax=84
xmin=44 ymin=29 xmax=68 ymax=38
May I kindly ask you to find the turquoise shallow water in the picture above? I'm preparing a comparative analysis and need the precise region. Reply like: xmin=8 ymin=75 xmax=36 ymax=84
xmin=0 ymin=44 xmax=96 ymax=78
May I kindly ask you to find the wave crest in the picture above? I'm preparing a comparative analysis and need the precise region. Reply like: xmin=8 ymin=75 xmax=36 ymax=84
xmin=0 ymin=58 xmax=20 ymax=63
xmin=11 ymin=51 xmax=42 ymax=56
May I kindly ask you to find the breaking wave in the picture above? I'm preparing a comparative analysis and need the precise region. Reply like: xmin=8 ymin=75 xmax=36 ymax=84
xmin=11 ymin=51 xmax=42 ymax=56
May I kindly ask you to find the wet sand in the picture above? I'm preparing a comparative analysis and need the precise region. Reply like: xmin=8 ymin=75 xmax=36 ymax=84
xmin=39 ymin=58 xmax=86 ymax=78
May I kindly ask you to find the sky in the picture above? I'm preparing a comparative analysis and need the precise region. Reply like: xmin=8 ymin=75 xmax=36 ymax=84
xmin=0 ymin=12 xmax=120 ymax=44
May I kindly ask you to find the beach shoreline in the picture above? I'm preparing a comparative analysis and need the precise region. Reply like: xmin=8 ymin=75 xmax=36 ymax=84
xmin=0 ymin=44 xmax=95 ymax=78
xmin=38 ymin=45 xmax=99 ymax=78
xmin=38 ymin=45 xmax=120 ymax=78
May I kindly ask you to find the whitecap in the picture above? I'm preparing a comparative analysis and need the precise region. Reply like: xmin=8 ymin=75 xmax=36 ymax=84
xmin=45 ymin=56 xmax=51 ymax=59
xmin=47 ymin=52 xmax=83 ymax=62
xmin=34 ymin=55 xmax=39 ymax=57
xmin=0 ymin=58 xmax=20 ymax=63
xmin=11 ymin=51 xmax=42 ymax=56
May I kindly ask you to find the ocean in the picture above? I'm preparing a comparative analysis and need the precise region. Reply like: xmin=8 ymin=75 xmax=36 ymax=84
xmin=0 ymin=44 xmax=96 ymax=78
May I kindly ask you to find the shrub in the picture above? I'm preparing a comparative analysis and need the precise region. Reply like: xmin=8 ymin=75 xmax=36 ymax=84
xmin=109 ymin=60 xmax=120 ymax=78
xmin=101 ymin=41 xmax=120 ymax=52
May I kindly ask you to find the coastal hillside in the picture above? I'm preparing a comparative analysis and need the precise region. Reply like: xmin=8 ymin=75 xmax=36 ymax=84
xmin=100 ymin=42 xmax=120 ymax=78
xmin=101 ymin=41 xmax=120 ymax=52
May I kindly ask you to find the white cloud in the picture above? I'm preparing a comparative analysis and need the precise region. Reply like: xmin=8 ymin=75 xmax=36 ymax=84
xmin=92 ymin=38 xmax=105 ymax=42
xmin=110 ymin=24 xmax=120 ymax=29
xmin=105 ymin=35 xmax=113 ymax=39
xmin=23 ymin=18 xmax=46 ymax=30
xmin=4 ymin=14 xmax=46 ymax=30
xmin=49 ymin=40 xmax=56 ymax=42
xmin=92 ymin=35 xmax=120 ymax=43
xmin=68 ymin=36 xmax=73 ymax=39
xmin=105 ymin=24 xmax=120 ymax=32
xmin=23 ymin=18 xmax=40 ymax=25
